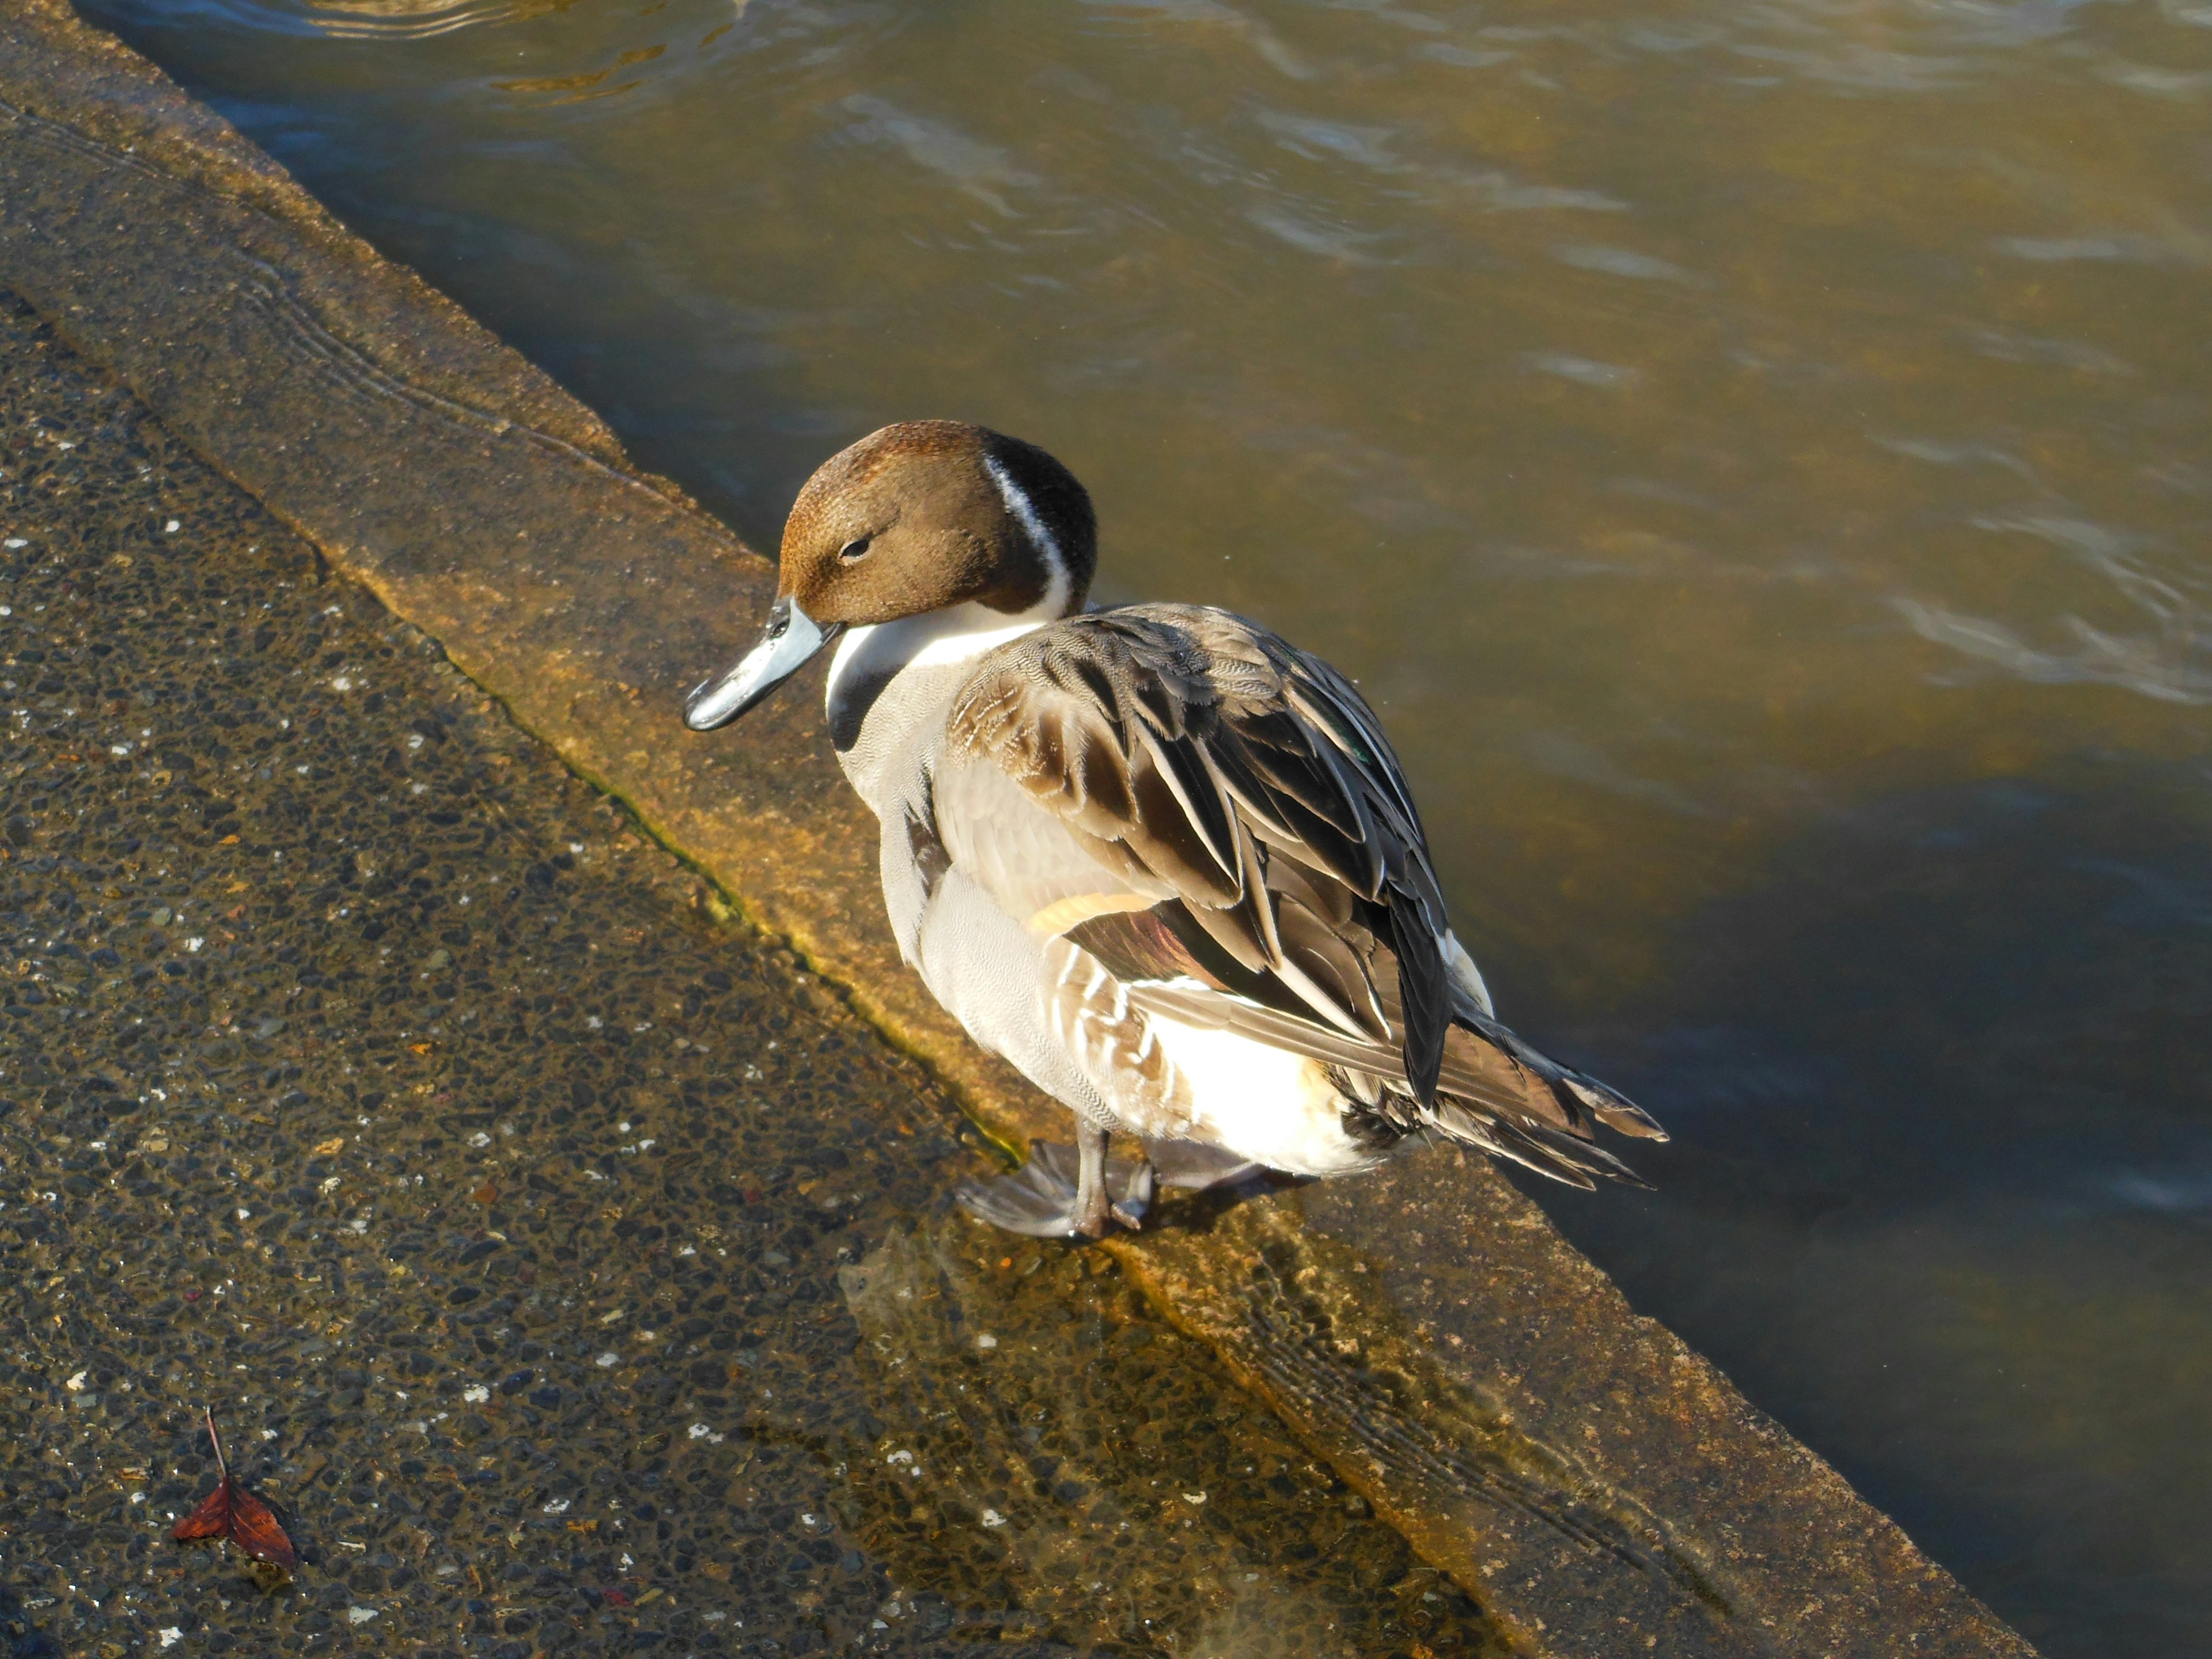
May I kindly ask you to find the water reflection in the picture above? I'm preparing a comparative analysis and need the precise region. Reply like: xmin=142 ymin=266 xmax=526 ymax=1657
xmin=79 ymin=0 xmax=2212 ymax=1649
xmin=302 ymin=1 xmax=544 ymax=44
xmin=1549 ymin=764 xmax=2212 ymax=1645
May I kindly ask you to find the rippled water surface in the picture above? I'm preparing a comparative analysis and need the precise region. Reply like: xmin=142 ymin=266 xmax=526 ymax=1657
xmin=80 ymin=0 xmax=2212 ymax=1650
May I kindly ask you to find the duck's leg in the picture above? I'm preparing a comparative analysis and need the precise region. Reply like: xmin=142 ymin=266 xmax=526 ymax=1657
xmin=1075 ymin=1122 xmax=1154 ymax=1236
xmin=1099 ymin=1127 xmax=1154 ymax=1232
xmin=953 ymin=1130 xmax=1154 ymax=1240
xmin=1072 ymin=1122 xmax=1113 ymax=1238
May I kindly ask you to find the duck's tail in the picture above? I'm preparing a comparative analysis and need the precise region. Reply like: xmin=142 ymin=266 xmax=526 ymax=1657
xmin=1416 ymin=1012 xmax=1666 ymax=1191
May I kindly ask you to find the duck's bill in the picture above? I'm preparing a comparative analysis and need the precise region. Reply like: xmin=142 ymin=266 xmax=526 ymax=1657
xmin=683 ymin=596 xmax=841 ymax=730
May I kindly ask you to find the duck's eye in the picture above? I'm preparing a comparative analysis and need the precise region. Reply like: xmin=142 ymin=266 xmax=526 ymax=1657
xmin=838 ymin=536 xmax=872 ymax=563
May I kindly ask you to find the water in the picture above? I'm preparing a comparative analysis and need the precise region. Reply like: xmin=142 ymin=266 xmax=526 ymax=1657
xmin=72 ymin=0 xmax=2212 ymax=1651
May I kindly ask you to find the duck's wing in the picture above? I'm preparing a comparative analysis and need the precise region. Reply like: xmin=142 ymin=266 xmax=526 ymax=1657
xmin=941 ymin=604 xmax=1662 ymax=1188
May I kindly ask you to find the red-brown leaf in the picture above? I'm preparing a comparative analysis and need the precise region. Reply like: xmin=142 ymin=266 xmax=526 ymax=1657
xmin=224 ymin=1480 xmax=298 ymax=1570
xmin=171 ymin=1482 xmax=234 ymax=1545
xmin=171 ymin=1408 xmax=299 ymax=1571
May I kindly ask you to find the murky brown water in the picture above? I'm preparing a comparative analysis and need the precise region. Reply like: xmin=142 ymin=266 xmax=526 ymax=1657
xmin=66 ymin=0 xmax=2212 ymax=1650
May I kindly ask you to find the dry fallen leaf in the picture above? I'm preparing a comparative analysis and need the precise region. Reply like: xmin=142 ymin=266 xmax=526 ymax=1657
xmin=172 ymin=1408 xmax=298 ymax=1572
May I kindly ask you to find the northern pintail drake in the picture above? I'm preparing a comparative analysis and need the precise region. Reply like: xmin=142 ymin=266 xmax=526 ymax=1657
xmin=685 ymin=421 xmax=1664 ymax=1237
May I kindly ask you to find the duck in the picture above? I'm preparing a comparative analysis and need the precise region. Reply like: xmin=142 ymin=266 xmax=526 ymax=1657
xmin=684 ymin=420 xmax=1664 ymax=1237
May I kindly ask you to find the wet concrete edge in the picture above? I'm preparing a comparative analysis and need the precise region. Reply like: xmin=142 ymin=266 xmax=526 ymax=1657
xmin=0 ymin=3 xmax=2037 ymax=1652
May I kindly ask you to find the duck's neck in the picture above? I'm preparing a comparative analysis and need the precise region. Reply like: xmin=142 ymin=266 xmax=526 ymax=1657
xmin=825 ymin=597 xmax=1062 ymax=813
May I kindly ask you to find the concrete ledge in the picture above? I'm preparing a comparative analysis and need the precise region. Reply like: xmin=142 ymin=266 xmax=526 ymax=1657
xmin=0 ymin=4 xmax=2035 ymax=1651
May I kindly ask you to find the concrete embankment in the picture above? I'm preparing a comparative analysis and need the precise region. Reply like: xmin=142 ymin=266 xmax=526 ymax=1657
xmin=0 ymin=291 xmax=1513 ymax=1656
xmin=0 ymin=3 xmax=2037 ymax=1652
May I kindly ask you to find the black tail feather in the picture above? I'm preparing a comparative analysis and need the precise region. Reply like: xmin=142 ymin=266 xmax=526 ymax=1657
xmin=1426 ymin=1095 xmax=1653 ymax=1190
xmin=1388 ymin=894 xmax=1449 ymax=1105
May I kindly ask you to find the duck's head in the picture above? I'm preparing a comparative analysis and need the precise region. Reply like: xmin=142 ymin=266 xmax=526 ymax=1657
xmin=684 ymin=420 xmax=1096 ymax=730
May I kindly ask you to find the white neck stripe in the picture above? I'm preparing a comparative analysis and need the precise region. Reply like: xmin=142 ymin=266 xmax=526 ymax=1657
xmin=825 ymin=599 xmax=1058 ymax=721
xmin=983 ymin=453 xmax=1071 ymax=619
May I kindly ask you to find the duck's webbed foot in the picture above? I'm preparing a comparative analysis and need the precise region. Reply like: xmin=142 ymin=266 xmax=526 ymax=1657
xmin=1143 ymin=1138 xmax=1264 ymax=1192
xmin=955 ymin=1130 xmax=1154 ymax=1240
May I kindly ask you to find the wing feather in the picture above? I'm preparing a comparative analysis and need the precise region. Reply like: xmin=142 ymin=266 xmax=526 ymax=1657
xmin=941 ymin=603 xmax=1661 ymax=1184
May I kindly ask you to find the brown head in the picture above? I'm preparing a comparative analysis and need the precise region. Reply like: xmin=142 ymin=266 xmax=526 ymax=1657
xmin=685 ymin=421 xmax=1096 ymax=730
